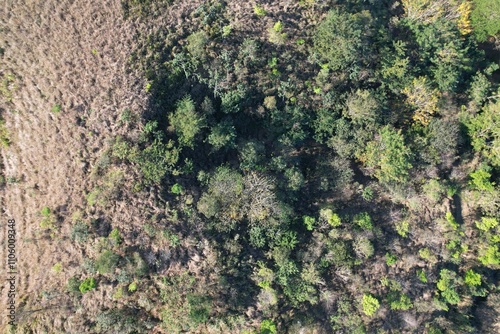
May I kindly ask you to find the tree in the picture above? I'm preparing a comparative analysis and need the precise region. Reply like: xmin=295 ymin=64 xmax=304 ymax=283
xmin=313 ymin=9 xmax=372 ymax=73
xmin=402 ymin=77 xmax=440 ymax=126
xmin=465 ymin=98 xmax=500 ymax=166
xmin=169 ymin=96 xmax=205 ymax=148
xmin=362 ymin=294 xmax=380 ymax=316
xmin=470 ymin=0 xmax=500 ymax=41
xmin=207 ymin=119 xmax=236 ymax=150
xmin=362 ymin=126 xmax=413 ymax=184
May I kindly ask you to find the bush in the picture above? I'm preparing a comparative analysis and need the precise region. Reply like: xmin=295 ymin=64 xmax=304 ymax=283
xmin=253 ymin=4 xmax=267 ymax=17
xmin=79 ymin=277 xmax=96 ymax=294
xmin=320 ymin=208 xmax=341 ymax=227
xmin=464 ymin=269 xmax=481 ymax=286
xmin=362 ymin=294 xmax=380 ymax=316
xmin=70 ymin=222 xmax=89 ymax=243
xmin=95 ymin=250 xmax=120 ymax=274
xmin=353 ymin=212 xmax=373 ymax=230
xmin=260 ymin=319 xmax=277 ymax=334
xmin=171 ymin=183 xmax=184 ymax=195
xmin=109 ymin=228 xmax=122 ymax=245
xmin=476 ymin=217 xmax=499 ymax=231
xmin=303 ymin=215 xmax=316 ymax=231
xmin=354 ymin=236 xmax=374 ymax=259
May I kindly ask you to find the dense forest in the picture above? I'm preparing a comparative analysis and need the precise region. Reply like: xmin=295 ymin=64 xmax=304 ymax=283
xmin=1 ymin=0 xmax=500 ymax=333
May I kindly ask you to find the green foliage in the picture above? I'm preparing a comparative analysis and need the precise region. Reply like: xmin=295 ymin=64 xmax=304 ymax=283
xmin=466 ymin=99 xmax=500 ymax=166
xmin=260 ymin=319 xmax=277 ymax=334
xmin=395 ymin=220 xmax=410 ymax=238
xmin=470 ymin=0 xmax=500 ymax=41
xmin=469 ymin=167 xmax=495 ymax=192
xmin=128 ymin=281 xmax=138 ymax=292
xmin=303 ymin=215 xmax=316 ymax=231
xmin=388 ymin=292 xmax=413 ymax=310
xmin=476 ymin=217 xmax=499 ymax=231
xmin=186 ymin=31 xmax=208 ymax=59
xmin=0 ymin=118 xmax=9 ymax=147
xmin=134 ymin=138 xmax=179 ymax=184
xmin=171 ymin=183 xmax=183 ymax=194
xmin=79 ymin=277 xmax=96 ymax=294
xmin=445 ymin=212 xmax=459 ymax=230
xmin=417 ymin=269 xmax=428 ymax=283
xmin=109 ymin=228 xmax=122 ymax=245
xmin=362 ymin=294 xmax=380 ymax=316
xmin=51 ymin=104 xmax=62 ymax=113
xmin=353 ymin=212 xmax=373 ymax=230
xmin=363 ymin=126 xmax=412 ymax=184
xmin=320 ymin=208 xmax=341 ymax=227
xmin=464 ymin=269 xmax=481 ymax=286
xmin=385 ymin=253 xmax=397 ymax=266
xmin=95 ymin=250 xmax=120 ymax=274
xmin=478 ymin=245 xmax=500 ymax=266
xmin=207 ymin=119 xmax=236 ymax=150
xmin=437 ymin=269 xmax=460 ymax=305
xmin=313 ymin=9 xmax=372 ymax=73
xmin=40 ymin=206 xmax=56 ymax=230
xmin=169 ymin=96 xmax=205 ymax=148
xmin=253 ymin=4 xmax=267 ymax=17
xmin=268 ymin=21 xmax=287 ymax=44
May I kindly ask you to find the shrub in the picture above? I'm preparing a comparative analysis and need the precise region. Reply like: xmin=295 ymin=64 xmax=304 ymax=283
xmin=320 ymin=208 xmax=341 ymax=227
xmin=79 ymin=277 xmax=96 ymax=294
xmin=260 ymin=319 xmax=277 ymax=334
xmin=417 ymin=269 xmax=428 ymax=283
xmin=354 ymin=236 xmax=374 ymax=259
xmin=254 ymin=4 xmax=267 ymax=17
xmin=67 ymin=276 xmax=81 ymax=295
xmin=303 ymin=215 xmax=316 ymax=231
xmin=109 ymin=228 xmax=122 ymax=245
xmin=478 ymin=245 xmax=500 ymax=266
xmin=353 ymin=212 xmax=373 ymax=230
xmin=171 ymin=183 xmax=184 ymax=195
xmin=437 ymin=269 xmax=460 ymax=305
xmin=362 ymin=294 xmax=380 ymax=316
xmin=71 ymin=222 xmax=88 ymax=241
xmin=95 ymin=250 xmax=120 ymax=274
xmin=476 ymin=217 xmax=499 ymax=231
xmin=464 ymin=269 xmax=481 ymax=286
xmin=385 ymin=253 xmax=398 ymax=266
xmin=51 ymin=104 xmax=62 ymax=113
xmin=268 ymin=21 xmax=287 ymax=44
xmin=128 ymin=281 xmax=137 ymax=292
xmin=388 ymin=292 xmax=413 ymax=310
xmin=395 ymin=220 xmax=410 ymax=238
xmin=445 ymin=211 xmax=459 ymax=230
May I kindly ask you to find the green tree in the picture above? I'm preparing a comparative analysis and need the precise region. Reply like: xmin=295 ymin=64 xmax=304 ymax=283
xmin=470 ymin=0 xmax=500 ymax=41
xmin=465 ymin=98 xmax=500 ymax=166
xmin=207 ymin=119 xmax=236 ymax=150
xmin=169 ymin=96 xmax=206 ymax=148
xmin=313 ymin=9 xmax=372 ymax=73
xmin=362 ymin=294 xmax=380 ymax=316
xmin=362 ymin=126 xmax=412 ymax=184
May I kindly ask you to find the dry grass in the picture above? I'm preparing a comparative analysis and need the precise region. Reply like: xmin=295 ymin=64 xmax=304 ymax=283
xmin=0 ymin=0 xmax=152 ymax=330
